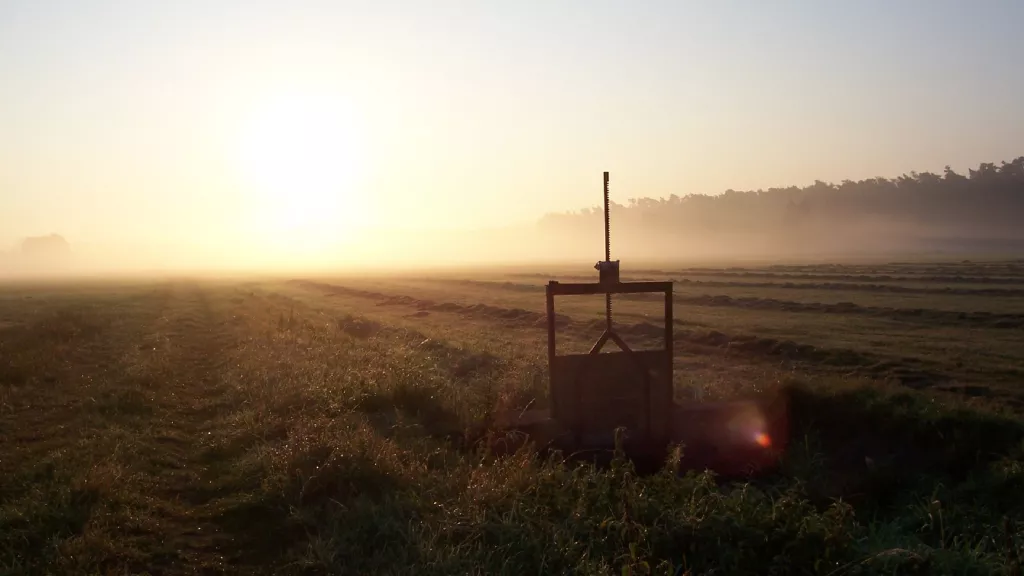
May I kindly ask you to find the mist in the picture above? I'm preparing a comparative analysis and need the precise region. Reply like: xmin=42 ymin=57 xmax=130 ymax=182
xmin=3 ymin=157 xmax=1021 ymax=281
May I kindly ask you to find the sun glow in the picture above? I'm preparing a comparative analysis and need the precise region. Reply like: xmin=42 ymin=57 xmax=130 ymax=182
xmin=236 ymin=91 xmax=370 ymax=255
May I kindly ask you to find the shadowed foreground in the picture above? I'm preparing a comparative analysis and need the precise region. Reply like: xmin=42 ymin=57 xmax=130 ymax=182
xmin=2 ymin=278 xmax=1024 ymax=575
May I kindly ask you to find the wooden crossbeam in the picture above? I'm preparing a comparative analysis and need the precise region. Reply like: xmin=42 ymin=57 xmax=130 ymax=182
xmin=546 ymin=281 xmax=672 ymax=297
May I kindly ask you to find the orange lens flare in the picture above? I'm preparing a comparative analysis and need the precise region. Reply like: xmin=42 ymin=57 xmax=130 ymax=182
xmin=755 ymin=432 xmax=772 ymax=448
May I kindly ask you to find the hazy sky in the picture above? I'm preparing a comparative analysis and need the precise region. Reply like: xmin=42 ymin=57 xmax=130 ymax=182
xmin=2 ymin=0 xmax=1022 ymax=263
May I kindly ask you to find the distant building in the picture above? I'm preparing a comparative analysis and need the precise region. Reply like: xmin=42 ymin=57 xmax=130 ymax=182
xmin=19 ymin=234 xmax=72 ymax=270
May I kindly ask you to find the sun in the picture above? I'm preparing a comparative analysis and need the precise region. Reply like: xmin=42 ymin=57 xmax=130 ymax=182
xmin=236 ymin=91 xmax=369 ymax=253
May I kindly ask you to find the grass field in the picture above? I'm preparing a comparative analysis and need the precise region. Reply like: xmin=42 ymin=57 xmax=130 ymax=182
xmin=3 ymin=259 xmax=1024 ymax=574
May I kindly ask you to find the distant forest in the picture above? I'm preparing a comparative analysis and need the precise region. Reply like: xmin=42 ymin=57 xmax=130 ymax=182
xmin=537 ymin=157 xmax=1024 ymax=259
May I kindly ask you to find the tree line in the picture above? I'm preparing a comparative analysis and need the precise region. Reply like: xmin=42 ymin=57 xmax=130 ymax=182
xmin=536 ymin=157 xmax=1024 ymax=257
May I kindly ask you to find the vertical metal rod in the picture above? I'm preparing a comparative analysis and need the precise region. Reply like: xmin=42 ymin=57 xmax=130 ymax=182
xmin=603 ymin=171 xmax=612 ymax=330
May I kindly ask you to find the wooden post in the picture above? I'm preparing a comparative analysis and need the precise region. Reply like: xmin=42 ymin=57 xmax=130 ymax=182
xmin=661 ymin=284 xmax=674 ymax=442
xmin=664 ymin=284 xmax=673 ymax=353
xmin=546 ymin=281 xmax=558 ymax=419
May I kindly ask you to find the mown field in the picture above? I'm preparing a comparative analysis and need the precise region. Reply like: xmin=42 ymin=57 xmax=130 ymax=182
xmin=3 ymin=259 xmax=1024 ymax=574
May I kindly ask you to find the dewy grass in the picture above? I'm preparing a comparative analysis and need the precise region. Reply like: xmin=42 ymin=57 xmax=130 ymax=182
xmin=2 ymin=278 xmax=1024 ymax=574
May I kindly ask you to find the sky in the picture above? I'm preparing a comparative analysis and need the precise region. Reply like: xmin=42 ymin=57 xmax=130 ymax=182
xmin=1 ymin=0 xmax=1022 ymax=267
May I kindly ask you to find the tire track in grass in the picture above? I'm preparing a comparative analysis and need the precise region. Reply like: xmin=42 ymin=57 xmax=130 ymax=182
xmin=0 ymin=282 xmax=287 ymax=574
xmin=0 ymin=284 xmax=180 ymax=574
xmin=107 ymin=281 xmax=264 ymax=574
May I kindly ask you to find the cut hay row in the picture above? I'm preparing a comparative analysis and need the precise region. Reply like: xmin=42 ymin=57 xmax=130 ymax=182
xmin=288 ymin=280 xmax=1024 ymax=407
xmin=636 ymin=269 xmax=1024 ymax=284
xmin=396 ymin=277 xmax=1024 ymax=329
